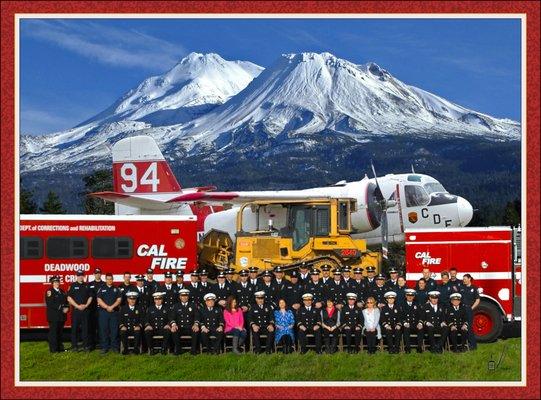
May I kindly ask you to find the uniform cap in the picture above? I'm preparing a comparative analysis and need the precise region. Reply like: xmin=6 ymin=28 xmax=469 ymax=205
xmin=190 ymin=271 xmax=200 ymax=277
xmin=164 ymin=271 xmax=173 ymax=278
xmin=450 ymin=293 xmax=462 ymax=300
xmin=199 ymin=269 xmax=208 ymax=276
xmin=50 ymin=275 xmax=60 ymax=283
xmin=203 ymin=293 xmax=216 ymax=301
xmin=152 ymin=292 xmax=165 ymax=298
xmin=288 ymin=270 xmax=299 ymax=278
xmin=135 ymin=274 xmax=145 ymax=281
xmin=346 ymin=292 xmax=357 ymax=299
xmin=146 ymin=268 xmax=154 ymax=274
xmin=225 ymin=268 xmax=235 ymax=274
xmin=262 ymin=270 xmax=273 ymax=277
xmin=375 ymin=273 xmax=386 ymax=280
xmin=239 ymin=269 xmax=249 ymax=276
xmin=342 ymin=266 xmax=351 ymax=272
xmin=388 ymin=267 xmax=398 ymax=274
xmin=353 ymin=267 xmax=364 ymax=274
xmin=302 ymin=293 xmax=314 ymax=300
xmin=310 ymin=269 xmax=320 ymax=276
xmin=273 ymin=266 xmax=284 ymax=273
xmin=404 ymin=288 xmax=417 ymax=296
xmin=179 ymin=289 xmax=190 ymax=296
xmin=217 ymin=272 xmax=226 ymax=278
xmin=332 ymin=269 xmax=341 ymax=275
xmin=125 ymin=291 xmax=139 ymax=298
xmin=299 ymin=262 xmax=309 ymax=270
xmin=366 ymin=266 xmax=376 ymax=273
xmin=93 ymin=268 xmax=102 ymax=274
xmin=254 ymin=291 xmax=266 ymax=298
xmin=384 ymin=291 xmax=397 ymax=298
xmin=76 ymin=270 xmax=85 ymax=276
xmin=248 ymin=267 xmax=259 ymax=273
xmin=428 ymin=290 xmax=441 ymax=297
xmin=320 ymin=265 xmax=331 ymax=272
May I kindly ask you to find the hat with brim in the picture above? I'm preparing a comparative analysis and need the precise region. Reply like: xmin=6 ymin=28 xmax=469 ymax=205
xmin=152 ymin=292 xmax=165 ymax=299
xmin=405 ymin=289 xmax=416 ymax=296
xmin=179 ymin=289 xmax=190 ymax=296
xmin=302 ymin=293 xmax=314 ymax=300
xmin=310 ymin=269 xmax=320 ymax=276
xmin=428 ymin=290 xmax=441 ymax=298
xmin=254 ymin=291 xmax=266 ymax=298
xmin=203 ymin=293 xmax=216 ymax=301
xmin=126 ymin=291 xmax=139 ymax=298
xmin=346 ymin=292 xmax=357 ymax=299
xmin=384 ymin=291 xmax=397 ymax=299
xmin=450 ymin=293 xmax=462 ymax=300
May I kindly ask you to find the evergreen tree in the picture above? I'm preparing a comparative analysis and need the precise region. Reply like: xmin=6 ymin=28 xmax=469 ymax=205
xmin=81 ymin=169 xmax=114 ymax=215
xmin=20 ymin=187 xmax=38 ymax=214
xmin=40 ymin=191 xmax=66 ymax=214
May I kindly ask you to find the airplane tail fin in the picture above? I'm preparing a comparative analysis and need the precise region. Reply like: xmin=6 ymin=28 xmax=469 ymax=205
xmin=112 ymin=135 xmax=182 ymax=194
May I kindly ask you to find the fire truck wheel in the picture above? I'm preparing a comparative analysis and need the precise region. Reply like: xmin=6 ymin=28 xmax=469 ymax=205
xmin=474 ymin=301 xmax=503 ymax=343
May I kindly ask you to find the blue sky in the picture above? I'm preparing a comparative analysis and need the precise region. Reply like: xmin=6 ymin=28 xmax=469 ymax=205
xmin=20 ymin=18 xmax=521 ymax=135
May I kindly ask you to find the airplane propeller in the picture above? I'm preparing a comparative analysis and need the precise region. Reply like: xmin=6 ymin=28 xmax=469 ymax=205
xmin=370 ymin=161 xmax=396 ymax=260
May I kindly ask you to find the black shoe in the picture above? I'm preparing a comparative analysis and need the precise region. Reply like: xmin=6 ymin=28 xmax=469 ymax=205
xmin=121 ymin=349 xmax=129 ymax=355
xmin=416 ymin=348 xmax=423 ymax=353
xmin=161 ymin=349 xmax=167 ymax=355
xmin=405 ymin=348 xmax=411 ymax=354
xmin=133 ymin=348 xmax=140 ymax=355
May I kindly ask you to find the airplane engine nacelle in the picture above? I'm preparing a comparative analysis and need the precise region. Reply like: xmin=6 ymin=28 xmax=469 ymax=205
xmin=347 ymin=179 xmax=383 ymax=234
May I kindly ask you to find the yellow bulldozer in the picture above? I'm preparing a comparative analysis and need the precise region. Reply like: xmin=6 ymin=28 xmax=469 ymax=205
xmin=198 ymin=198 xmax=381 ymax=275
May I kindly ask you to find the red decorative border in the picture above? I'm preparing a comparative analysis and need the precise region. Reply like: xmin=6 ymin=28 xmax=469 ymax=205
xmin=1 ymin=1 xmax=539 ymax=399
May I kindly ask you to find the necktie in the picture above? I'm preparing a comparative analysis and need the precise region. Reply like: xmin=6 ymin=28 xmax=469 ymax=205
xmin=130 ymin=306 xmax=134 ymax=311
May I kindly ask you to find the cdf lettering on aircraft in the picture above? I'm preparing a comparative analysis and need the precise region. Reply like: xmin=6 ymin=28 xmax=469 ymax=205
xmin=91 ymin=135 xmax=474 ymax=249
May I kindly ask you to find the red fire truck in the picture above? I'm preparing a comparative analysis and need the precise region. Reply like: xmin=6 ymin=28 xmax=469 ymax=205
xmin=19 ymin=214 xmax=198 ymax=330
xmin=404 ymin=226 xmax=522 ymax=342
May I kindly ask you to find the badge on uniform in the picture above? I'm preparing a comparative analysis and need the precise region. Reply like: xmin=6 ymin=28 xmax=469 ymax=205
xmin=135 ymin=310 xmax=139 ymax=314
xmin=47 ymin=290 xmax=51 ymax=297
xmin=189 ymin=307 xmax=192 ymax=312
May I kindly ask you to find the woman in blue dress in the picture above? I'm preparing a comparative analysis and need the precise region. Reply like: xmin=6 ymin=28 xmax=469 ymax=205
xmin=274 ymin=298 xmax=295 ymax=354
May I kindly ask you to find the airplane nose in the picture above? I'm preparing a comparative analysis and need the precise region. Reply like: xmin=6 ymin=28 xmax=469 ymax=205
xmin=457 ymin=196 xmax=473 ymax=226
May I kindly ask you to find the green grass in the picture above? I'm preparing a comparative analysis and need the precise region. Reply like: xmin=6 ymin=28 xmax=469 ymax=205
xmin=20 ymin=338 xmax=521 ymax=381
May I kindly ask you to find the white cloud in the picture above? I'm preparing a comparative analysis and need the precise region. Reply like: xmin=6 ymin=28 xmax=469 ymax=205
xmin=22 ymin=19 xmax=185 ymax=70
xmin=20 ymin=108 xmax=81 ymax=135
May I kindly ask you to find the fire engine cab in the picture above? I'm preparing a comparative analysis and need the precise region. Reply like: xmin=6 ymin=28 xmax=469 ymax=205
xmin=19 ymin=214 xmax=198 ymax=329
xmin=405 ymin=226 xmax=522 ymax=342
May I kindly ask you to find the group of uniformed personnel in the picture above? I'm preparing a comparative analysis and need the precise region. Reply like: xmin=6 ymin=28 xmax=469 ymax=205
xmin=45 ymin=264 xmax=480 ymax=354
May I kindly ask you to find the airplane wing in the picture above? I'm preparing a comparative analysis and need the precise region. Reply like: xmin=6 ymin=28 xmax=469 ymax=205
xmin=90 ymin=191 xmax=183 ymax=211
xmin=166 ymin=190 xmax=329 ymax=204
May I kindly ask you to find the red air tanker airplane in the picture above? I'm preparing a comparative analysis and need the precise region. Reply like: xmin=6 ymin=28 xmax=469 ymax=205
xmin=92 ymin=136 xmax=474 ymax=249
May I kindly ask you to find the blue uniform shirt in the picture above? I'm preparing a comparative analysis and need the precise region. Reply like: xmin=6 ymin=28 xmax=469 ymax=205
xmin=97 ymin=284 xmax=121 ymax=309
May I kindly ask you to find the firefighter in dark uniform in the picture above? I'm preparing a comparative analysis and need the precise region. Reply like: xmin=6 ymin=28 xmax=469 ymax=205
xmin=96 ymin=273 xmax=122 ymax=354
xmin=325 ymin=269 xmax=346 ymax=309
xmin=320 ymin=264 xmax=332 ymax=287
xmin=45 ymin=275 xmax=69 ymax=353
xmin=134 ymin=274 xmax=151 ymax=312
xmin=416 ymin=278 xmax=429 ymax=306
xmin=437 ymin=271 xmax=453 ymax=309
xmin=187 ymin=271 xmax=200 ymax=303
xmin=144 ymin=292 xmax=171 ymax=355
xmin=234 ymin=269 xmax=253 ymax=312
xmin=66 ymin=270 xmax=92 ymax=351
xmin=119 ymin=291 xmax=144 ymax=355
xmin=248 ymin=267 xmax=260 ymax=287
xmin=416 ymin=267 xmax=437 ymax=292
xmin=421 ymin=290 xmax=449 ymax=353
xmin=169 ymin=289 xmax=199 ymax=355
xmin=175 ymin=272 xmax=186 ymax=291
xmin=144 ymin=268 xmax=160 ymax=295
xmin=341 ymin=292 xmax=363 ymax=353
xmin=160 ymin=271 xmax=179 ymax=310
xmin=369 ymin=273 xmax=388 ymax=307
xmin=459 ymin=273 xmax=480 ymax=350
xmin=257 ymin=270 xmax=277 ymax=307
xmin=284 ymin=270 xmax=303 ymax=311
xmin=365 ymin=265 xmax=377 ymax=288
xmin=296 ymin=293 xmax=322 ymax=354
xmin=213 ymin=272 xmax=233 ymax=308
xmin=118 ymin=271 xmax=136 ymax=306
xmin=320 ymin=297 xmax=341 ymax=353
xmin=224 ymin=267 xmax=236 ymax=288
xmin=298 ymin=263 xmax=310 ymax=285
xmin=380 ymin=291 xmax=402 ymax=354
xmin=304 ymin=269 xmax=324 ymax=308
xmin=87 ymin=267 xmax=105 ymax=350
xmin=341 ymin=266 xmax=355 ymax=291
xmin=448 ymin=267 xmax=463 ymax=292
xmin=198 ymin=293 xmax=224 ymax=354
xmin=248 ymin=291 xmax=275 ymax=353
xmin=395 ymin=275 xmax=408 ymax=307
xmin=197 ymin=270 xmax=212 ymax=307
xmin=351 ymin=267 xmax=366 ymax=308
xmin=272 ymin=266 xmax=288 ymax=304
xmin=445 ymin=293 xmax=469 ymax=352
xmin=386 ymin=268 xmax=399 ymax=290
xmin=400 ymin=288 xmax=424 ymax=353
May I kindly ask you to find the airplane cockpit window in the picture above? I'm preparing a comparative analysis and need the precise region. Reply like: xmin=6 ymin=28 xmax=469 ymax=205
xmin=424 ymin=182 xmax=447 ymax=194
xmin=405 ymin=185 xmax=430 ymax=207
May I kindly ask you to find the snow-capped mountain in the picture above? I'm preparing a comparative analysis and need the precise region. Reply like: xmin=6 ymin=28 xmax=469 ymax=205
xmin=21 ymin=51 xmax=520 ymax=175
xmin=20 ymin=52 xmax=263 ymax=172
